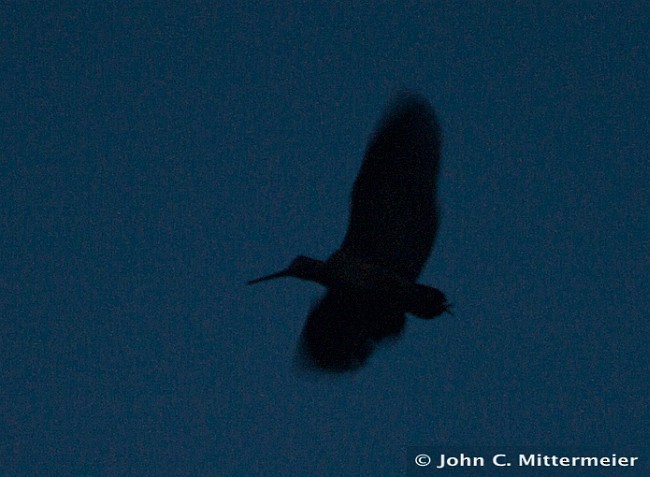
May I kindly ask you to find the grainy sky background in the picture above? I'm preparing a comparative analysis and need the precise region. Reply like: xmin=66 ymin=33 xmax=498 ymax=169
xmin=3 ymin=2 xmax=648 ymax=476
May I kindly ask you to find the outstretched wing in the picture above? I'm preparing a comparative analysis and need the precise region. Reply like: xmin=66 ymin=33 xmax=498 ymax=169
xmin=297 ymin=288 xmax=405 ymax=372
xmin=340 ymin=93 xmax=441 ymax=281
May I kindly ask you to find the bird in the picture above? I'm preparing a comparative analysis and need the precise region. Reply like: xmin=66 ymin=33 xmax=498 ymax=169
xmin=248 ymin=92 xmax=450 ymax=372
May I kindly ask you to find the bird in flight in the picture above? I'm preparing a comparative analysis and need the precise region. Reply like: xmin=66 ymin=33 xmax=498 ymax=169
xmin=249 ymin=92 xmax=450 ymax=372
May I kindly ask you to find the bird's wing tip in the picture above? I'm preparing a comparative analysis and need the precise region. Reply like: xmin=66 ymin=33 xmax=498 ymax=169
xmin=379 ymin=90 xmax=438 ymax=132
xmin=292 ymin=345 xmax=362 ymax=377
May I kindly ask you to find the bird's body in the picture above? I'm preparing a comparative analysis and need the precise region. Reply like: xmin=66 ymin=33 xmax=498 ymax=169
xmin=249 ymin=92 xmax=449 ymax=372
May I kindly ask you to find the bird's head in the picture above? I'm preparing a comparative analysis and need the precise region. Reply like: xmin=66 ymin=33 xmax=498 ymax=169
xmin=247 ymin=256 xmax=325 ymax=285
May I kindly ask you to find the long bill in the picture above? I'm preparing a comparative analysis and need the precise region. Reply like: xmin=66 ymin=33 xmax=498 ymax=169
xmin=247 ymin=269 xmax=289 ymax=285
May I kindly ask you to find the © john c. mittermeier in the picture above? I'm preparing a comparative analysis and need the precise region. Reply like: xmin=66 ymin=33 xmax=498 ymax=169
xmin=435 ymin=453 xmax=639 ymax=469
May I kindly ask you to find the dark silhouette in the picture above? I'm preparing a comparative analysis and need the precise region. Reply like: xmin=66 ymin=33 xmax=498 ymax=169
xmin=249 ymin=92 xmax=450 ymax=372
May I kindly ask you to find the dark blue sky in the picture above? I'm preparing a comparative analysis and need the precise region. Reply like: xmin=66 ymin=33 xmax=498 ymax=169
xmin=3 ymin=3 xmax=648 ymax=476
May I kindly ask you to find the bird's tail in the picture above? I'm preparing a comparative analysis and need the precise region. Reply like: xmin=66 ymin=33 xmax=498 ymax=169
xmin=408 ymin=284 xmax=450 ymax=319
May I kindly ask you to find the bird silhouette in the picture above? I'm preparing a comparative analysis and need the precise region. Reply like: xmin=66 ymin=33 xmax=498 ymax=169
xmin=249 ymin=92 xmax=450 ymax=372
